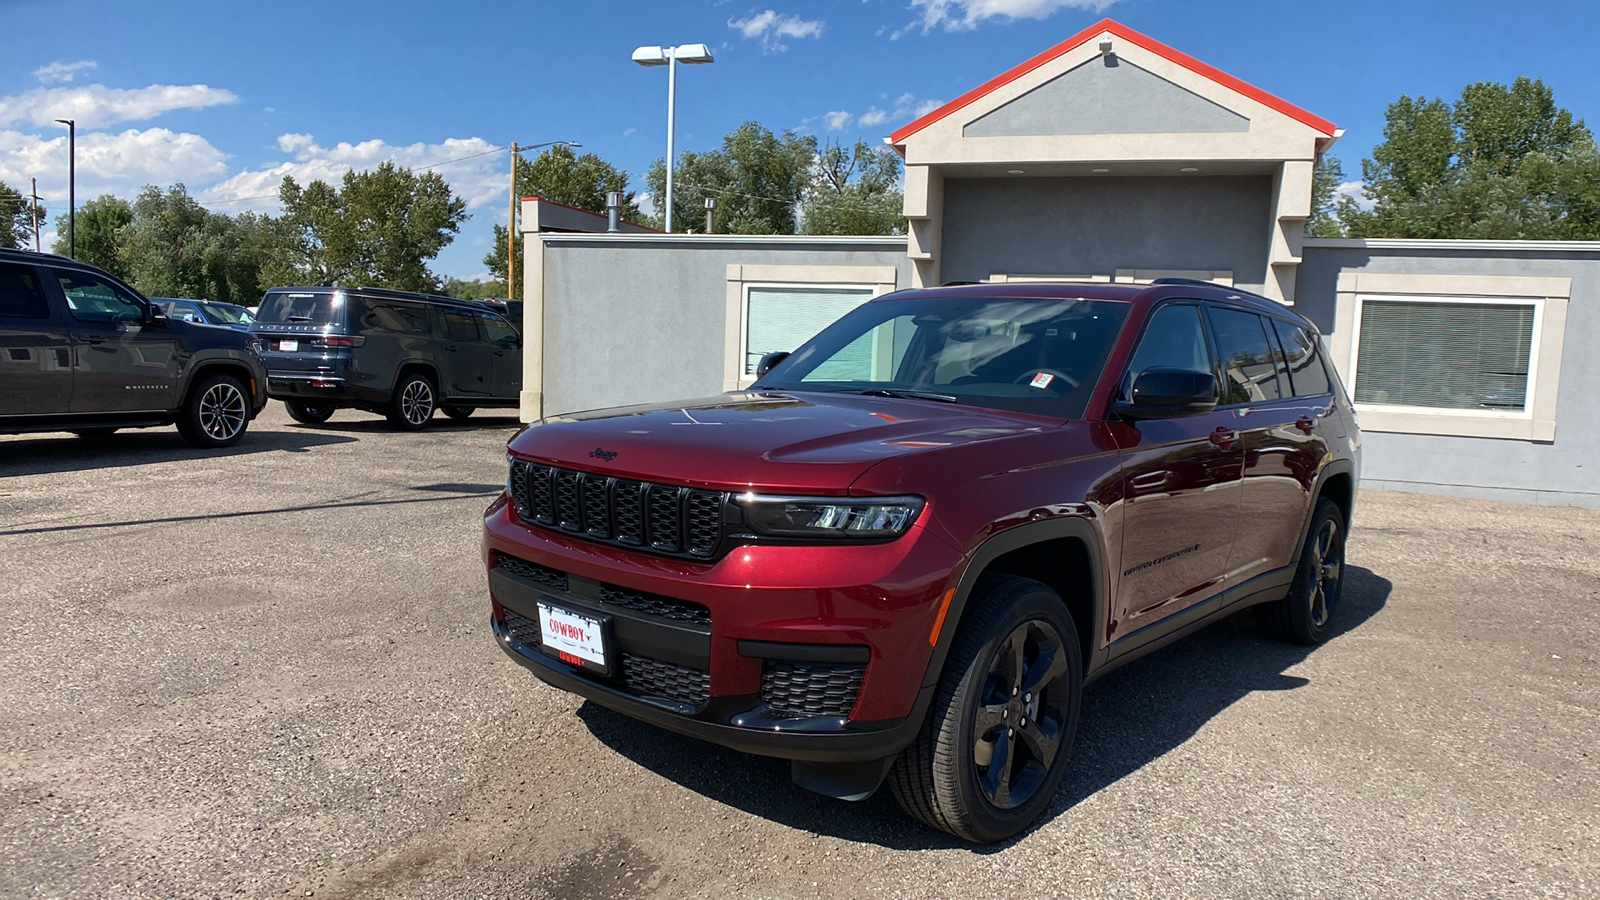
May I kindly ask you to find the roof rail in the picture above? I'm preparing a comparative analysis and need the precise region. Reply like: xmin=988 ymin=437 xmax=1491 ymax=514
xmin=1148 ymin=277 xmax=1274 ymax=302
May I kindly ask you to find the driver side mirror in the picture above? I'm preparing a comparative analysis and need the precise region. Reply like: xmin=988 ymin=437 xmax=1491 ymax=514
xmin=143 ymin=304 xmax=166 ymax=325
xmin=1113 ymin=368 xmax=1218 ymax=419
xmin=755 ymin=350 xmax=790 ymax=378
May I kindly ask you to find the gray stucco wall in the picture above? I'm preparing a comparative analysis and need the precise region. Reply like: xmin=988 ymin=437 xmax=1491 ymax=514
xmin=538 ymin=236 xmax=910 ymax=416
xmin=1298 ymin=242 xmax=1600 ymax=508
xmin=964 ymin=57 xmax=1248 ymax=137
xmin=940 ymin=175 xmax=1273 ymax=291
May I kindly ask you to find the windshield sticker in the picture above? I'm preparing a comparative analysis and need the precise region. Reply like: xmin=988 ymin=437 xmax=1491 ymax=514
xmin=1029 ymin=372 xmax=1054 ymax=389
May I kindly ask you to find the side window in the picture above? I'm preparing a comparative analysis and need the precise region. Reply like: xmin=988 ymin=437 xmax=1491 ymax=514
xmin=0 ymin=263 xmax=51 ymax=319
xmin=479 ymin=312 xmax=519 ymax=347
xmin=1272 ymin=319 xmax=1332 ymax=397
xmin=57 ymin=271 xmax=146 ymax=324
xmin=439 ymin=309 xmax=482 ymax=342
xmin=1208 ymin=307 xmax=1284 ymax=404
xmin=1122 ymin=304 xmax=1212 ymax=398
xmin=362 ymin=302 xmax=429 ymax=334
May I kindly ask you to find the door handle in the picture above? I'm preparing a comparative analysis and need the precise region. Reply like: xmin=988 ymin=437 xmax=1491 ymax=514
xmin=82 ymin=336 xmax=106 ymax=344
xmin=1208 ymin=427 xmax=1238 ymax=448
xmin=1295 ymin=415 xmax=1316 ymax=435
xmin=1130 ymin=471 xmax=1170 ymax=491
xmin=445 ymin=344 xmax=459 ymax=352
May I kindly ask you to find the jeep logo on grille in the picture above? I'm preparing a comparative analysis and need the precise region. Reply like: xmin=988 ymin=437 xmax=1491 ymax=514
xmin=588 ymin=447 xmax=618 ymax=462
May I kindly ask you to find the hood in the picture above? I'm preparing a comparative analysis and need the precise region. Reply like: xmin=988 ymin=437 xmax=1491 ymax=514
xmin=508 ymin=391 xmax=1062 ymax=494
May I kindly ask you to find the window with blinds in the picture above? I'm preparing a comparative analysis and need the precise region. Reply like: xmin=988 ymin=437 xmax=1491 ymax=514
xmin=1354 ymin=299 xmax=1535 ymax=412
xmin=744 ymin=286 xmax=875 ymax=376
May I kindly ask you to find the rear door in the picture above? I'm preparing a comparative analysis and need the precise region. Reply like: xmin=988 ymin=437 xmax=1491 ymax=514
xmin=436 ymin=306 xmax=491 ymax=397
xmin=478 ymin=310 xmax=522 ymax=400
xmin=1112 ymin=301 xmax=1244 ymax=640
xmin=53 ymin=268 xmax=180 ymax=414
xmin=0 ymin=260 xmax=72 ymax=416
xmin=1206 ymin=305 xmax=1326 ymax=588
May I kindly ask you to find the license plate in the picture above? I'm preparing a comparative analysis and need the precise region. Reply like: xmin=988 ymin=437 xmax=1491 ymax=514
xmin=278 ymin=339 xmax=298 ymax=352
xmin=537 ymin=601 xmax=610 ymax=673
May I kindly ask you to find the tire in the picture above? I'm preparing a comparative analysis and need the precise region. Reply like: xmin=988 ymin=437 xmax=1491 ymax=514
xmin=888 ymin=574 xmax=1083 ymax=843
xmin=72 ymin=428 xmax=119 ymax=440
xmin=441 ymin=406 xmax=475 ymax=421
xmin=283 ymin=400 xmax=335 ymax=425
xmin=1256 ymin=498 xmax=1347 ymax=644
xmin=385 ymin=372 xmax=437 ymax=431
xmin=176 ymin=372 xmax=250 ymax=449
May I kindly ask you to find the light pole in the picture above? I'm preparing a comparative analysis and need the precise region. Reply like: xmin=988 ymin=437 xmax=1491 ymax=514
xmin=631 ymin=43 xmax=714 ymax=233
xmin=507 ymin=139 xmax=580 ymax=301
xmin=54 ymin=118 xmax=74 ymax=259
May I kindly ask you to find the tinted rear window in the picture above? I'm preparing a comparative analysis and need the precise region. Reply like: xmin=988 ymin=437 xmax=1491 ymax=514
xmin=0 ymin=262 xmax=50 ymax=319
xmin=256 ymin=291 xmax=346 ymax=325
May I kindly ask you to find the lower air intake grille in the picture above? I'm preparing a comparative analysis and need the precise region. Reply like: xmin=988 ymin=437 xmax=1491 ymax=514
xmin=761 ymin=661 xmax=865 ymax=718
xmin=597 ymin=584 xmax=711 ymax=628
xmin=502 ymin=607 xmax=543 ymax=647
xmin=621 ymin=653 xmax=710 ymax=706
xmin=493 ymin=552 xmax=568 ymax=591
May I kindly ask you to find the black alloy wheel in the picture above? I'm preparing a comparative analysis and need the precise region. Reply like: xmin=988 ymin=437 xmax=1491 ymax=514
xmin=441 ymin=406 xmax=476 ymax=421
xmin=283 ymin=400 xmax=335 ymax=425
xmin=889 ymin=574 xmax=1083 ymax=843
xmin=177 ymin=373 xmax=250 ymax=449
xmin=385 ymin=373 xmax=436 ymax=431
xmin=1257 ymin=498 xmax=1347 ymax=644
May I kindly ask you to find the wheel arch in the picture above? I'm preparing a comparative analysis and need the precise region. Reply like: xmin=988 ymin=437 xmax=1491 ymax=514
xmin=185 ymin=359 xmax=257 ymax=405
xmin=1287 ymin=461 xmax=1357 ymax=574
xmin=393 ymin=360 xmax=441 ymax=392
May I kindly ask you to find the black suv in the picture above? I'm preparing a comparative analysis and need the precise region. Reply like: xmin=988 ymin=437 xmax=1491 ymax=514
xmin=252 ymin=286 xmax=522 ymax=429
xmin=0 ymin=249 xmax=267 ymax=448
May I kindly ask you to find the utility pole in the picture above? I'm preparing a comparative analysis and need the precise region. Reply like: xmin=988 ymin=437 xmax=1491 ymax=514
xmin=30 ymin=178 xmax=41 ymax=251
xmin=54 ymin=119 xmax=75 ymax=259
xmin=507 ymin=142 xmax=518 ymax=301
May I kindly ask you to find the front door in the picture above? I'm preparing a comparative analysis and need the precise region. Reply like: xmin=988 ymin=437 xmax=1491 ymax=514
xmin=478 ymin=311 xmax=522 ymax=400
xmin=52 ymin=269 xmax=180 ymax=414
xmin=1111 ymin=302 xmax=1244 ymax=640
xmin=0 ymin=261 xmax=73 ymax=417
xmin=436 ymin=307 xmax=492 ymax=397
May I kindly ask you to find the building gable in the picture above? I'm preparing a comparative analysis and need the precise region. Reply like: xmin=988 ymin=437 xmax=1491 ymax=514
xmin=963 ymin=56 xmax=1249 ymax=138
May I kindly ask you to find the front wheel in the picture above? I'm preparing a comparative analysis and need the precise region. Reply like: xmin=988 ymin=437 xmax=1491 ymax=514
xmin=1256 ymin=498 xmax=1347 ymax=644
xmin=177 ymin=373 xmax=250 ymax=449
xmin=283 ymin=400 xmax=335 ymax=425
xmin=385 ymin=373 xmax=436 ymax=431
xmin=889 ymin=574 xmax=1083 ymax=843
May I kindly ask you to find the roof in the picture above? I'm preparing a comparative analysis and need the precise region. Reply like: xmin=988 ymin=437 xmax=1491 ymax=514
xmin=889 ymin=18 xmax=1336 ymax=145
xmin=881 ymin=279 xmax=1310 ymax=323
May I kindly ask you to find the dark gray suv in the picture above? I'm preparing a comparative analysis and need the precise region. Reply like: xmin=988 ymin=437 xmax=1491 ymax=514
xmin=0 ymin=249 xmax=267 ymax=448
xmin=252 ymin=286 xmax=522 ymax=429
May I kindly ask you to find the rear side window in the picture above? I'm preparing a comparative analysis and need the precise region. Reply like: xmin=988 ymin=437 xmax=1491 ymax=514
xmin=0 ymin=263 xmax=49 ymax=319
xmin=57 ymin=271 xmax=145 ymax=323
xmin=1272 ymin=319 xmax=1332 ymax=397
xmin=1208 ymin=307 xmax=1284 ymax=404
xmin=439 ymin=309 xmax=482 ymax=342
xmin=359 ymin=301 xmax=430 ymax=334
xmin=256 ymin=291 xmax=346 ymax=325
xmin=479 ymin=312 xmax=519 ymax=346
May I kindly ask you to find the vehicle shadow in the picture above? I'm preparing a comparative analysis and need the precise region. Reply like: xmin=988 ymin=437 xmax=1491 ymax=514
xmin=575 ymin=565 xmax=1392 ymax=852
xmin=0 ymin=428 xmax=358 ymax=477
xmin=285 ymin=414 xmax=524 ymax=435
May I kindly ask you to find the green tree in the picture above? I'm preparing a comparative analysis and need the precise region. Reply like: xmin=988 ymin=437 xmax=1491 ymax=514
xmin=800 ymin=139 xmax=905 ymax=235
xmin=1 ymin=181 xmax=48 ymax=250
xmin=51 ymin=194 xmax=133 ymax=277
xmin=644 ymin=122 xmax=818 ymax=234
xmin=1339 ymin=77 xmax=1599 ymax=239
xmin=1306 ymin=155 xmax=1346 ymax=238
xmin=483 ymin=145 xmax=640 ymax=298
xmin=274 ymin=162 xmax=467 ymax=292
xmin=441 ymin=276 xmax=501 ymax=300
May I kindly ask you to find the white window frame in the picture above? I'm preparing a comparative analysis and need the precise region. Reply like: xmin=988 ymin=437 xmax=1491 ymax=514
xmin=1329 ymin=272 xmax=1570 ymax=442
xmin=723 ymin=264 xmax=898 ymax=390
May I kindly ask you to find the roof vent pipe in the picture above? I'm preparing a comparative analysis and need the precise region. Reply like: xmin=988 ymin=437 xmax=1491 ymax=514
xmin=606 ymin=191 xmax=622 ymax=232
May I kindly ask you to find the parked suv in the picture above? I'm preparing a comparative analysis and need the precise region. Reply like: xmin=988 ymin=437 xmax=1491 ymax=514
xmin=483 ymin=280 xmax=1360 ymax=842
xmin=155 ymin=297 xmax=256 ymax=330
xmin=251 ymin=286 xmax=522 ymax=429
xmin=0 ymin=249 xmax=267 ymax=447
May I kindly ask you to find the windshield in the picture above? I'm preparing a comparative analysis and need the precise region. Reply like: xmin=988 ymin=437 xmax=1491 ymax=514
xmin=255 ymin=290 xmax=345 ymax=325
xmin=201 ymin=302 xmax=254 ymax=324
xmin=754 ymin=295 xmax=1130 ymax=420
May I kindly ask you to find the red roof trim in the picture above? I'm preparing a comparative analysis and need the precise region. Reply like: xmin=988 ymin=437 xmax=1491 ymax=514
xmin=889 ymin=18 xmax=1335 ymax=145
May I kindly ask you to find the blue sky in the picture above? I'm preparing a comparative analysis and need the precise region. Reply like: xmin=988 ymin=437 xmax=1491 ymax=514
xmin=4 ymin=0 xmax=1598 ymax=281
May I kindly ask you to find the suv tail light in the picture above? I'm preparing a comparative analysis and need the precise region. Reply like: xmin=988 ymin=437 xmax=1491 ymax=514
xmin=311 ymin=335 xmax=365 ymax=348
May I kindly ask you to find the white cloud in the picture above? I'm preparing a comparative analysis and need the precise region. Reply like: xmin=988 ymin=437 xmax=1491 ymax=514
xmin=636 ymin=191 xmax=656 ymax=217
xmin=728 ymin=9 xmax=825 ymax=51
xmin=197 ymin=133 xmax=506 ymax=213
xmin=0 ymin=127 xmax=230 ymax=205
xmin=822 ymin=110 xmax=854 ymax=131
xmin=1335 ymin=180 xmax=1373 ymax=211
xmin=0 ymin=83 xmax=238 ymax=130
xmin=33 ymin=60 xmax=98 ymax=85
xmin=813 ymin=93 xmax=946 ymax=137
xmin=623 ymin=127 xmax=637 ymax=137
xmin=903 ymin=0 xmax=1118 ymax=34
xmin=858 ymin=106 xmax=889 ymax=127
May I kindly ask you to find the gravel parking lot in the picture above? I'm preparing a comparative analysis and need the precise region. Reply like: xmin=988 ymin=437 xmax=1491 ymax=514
xmin=2 ymin=405 xmax=1596 ymax=899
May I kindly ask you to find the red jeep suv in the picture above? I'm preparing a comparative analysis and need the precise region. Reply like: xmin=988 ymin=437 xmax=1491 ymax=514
xmin=483 ymin=279 xmax=1360 ymax=842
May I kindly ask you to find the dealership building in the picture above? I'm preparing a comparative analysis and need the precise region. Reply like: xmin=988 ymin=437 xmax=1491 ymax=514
xmin=517 ymin=18 xmax=1599 ymax=510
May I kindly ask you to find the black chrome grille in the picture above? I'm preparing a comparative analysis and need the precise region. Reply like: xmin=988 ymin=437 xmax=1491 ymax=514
xmin=493 ymin=552 xmax=568 ymax=591
xmin=761 ymin=661 xmax=865 ymax=718
xmin=597 ymin=584 xmax=711 ymax=628
xmin=509 ymin=461 xmax=725 ymax=559
xmin=622 ymin=652 xmax=710 ymax=706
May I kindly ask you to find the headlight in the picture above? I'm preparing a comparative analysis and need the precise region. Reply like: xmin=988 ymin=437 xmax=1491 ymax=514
xmin=736 ymin=494 xmax=924 ymax=540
